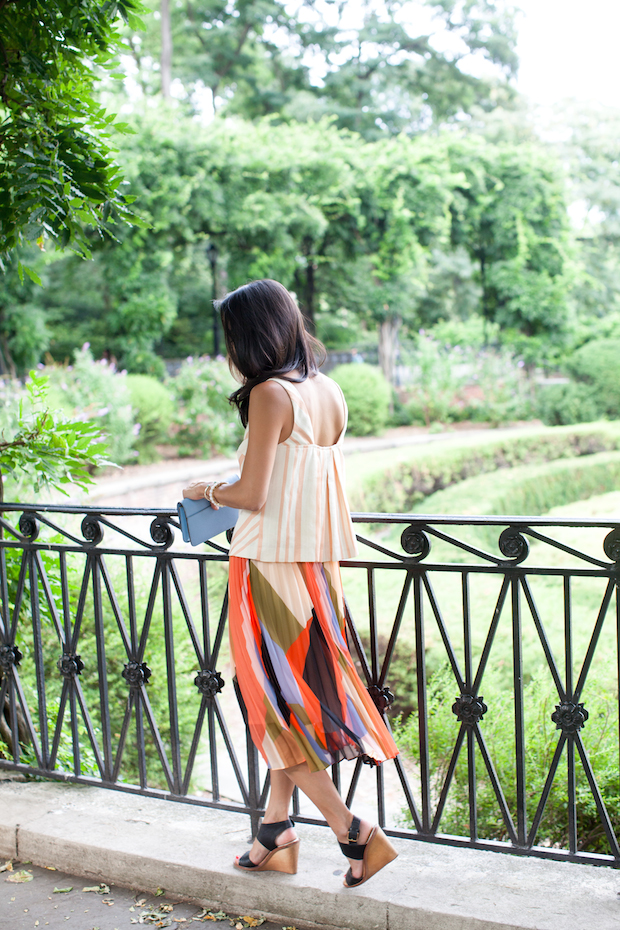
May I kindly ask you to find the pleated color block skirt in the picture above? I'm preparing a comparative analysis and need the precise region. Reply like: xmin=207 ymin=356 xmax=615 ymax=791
xmin=228 ymin=556 xmax=399 ymax=772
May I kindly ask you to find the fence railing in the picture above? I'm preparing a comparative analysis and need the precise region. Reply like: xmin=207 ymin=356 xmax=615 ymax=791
xmin=0 ymin=502 xmax=619 ymax=867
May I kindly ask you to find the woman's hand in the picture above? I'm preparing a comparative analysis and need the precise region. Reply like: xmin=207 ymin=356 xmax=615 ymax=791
xmin=182 ymin=480 xmax=208 ymax=500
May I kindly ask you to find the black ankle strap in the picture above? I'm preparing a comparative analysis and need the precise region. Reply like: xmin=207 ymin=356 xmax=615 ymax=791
xmin=257 ymin=818 xmax=293 ymax=851
xmin=347 ymin=815 xmax=361 ymax=844
xmin=338 ymin=816 xmax=365 ymax=860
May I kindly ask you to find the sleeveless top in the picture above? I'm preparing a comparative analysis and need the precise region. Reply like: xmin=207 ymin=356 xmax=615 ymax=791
xmin=228 ymin=377 xmax=358 ymax=563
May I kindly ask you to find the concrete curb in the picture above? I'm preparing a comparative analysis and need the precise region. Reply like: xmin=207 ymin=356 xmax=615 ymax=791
xmin=1 ymin=780 xmax=619 ymax=930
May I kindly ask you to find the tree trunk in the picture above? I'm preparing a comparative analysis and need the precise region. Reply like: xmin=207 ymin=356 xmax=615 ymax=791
xmin=160 ymin=0 xmax=172 ymax=99
xmin=303 ymin=258 xmax=316 ymax=334
xmin=294 ymin=251 xmax=316 ymax=334
xmin=378 ymin=316 xmax=400 ymax=387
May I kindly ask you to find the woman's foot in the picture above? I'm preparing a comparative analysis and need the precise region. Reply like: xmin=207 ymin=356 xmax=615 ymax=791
xmin=241 ymin=820 xmax=298 ymax=868
xmin=337 ymin=816 xmax=373 ymax=881
xmin=338 ymin=814 xmax=398 ymax=887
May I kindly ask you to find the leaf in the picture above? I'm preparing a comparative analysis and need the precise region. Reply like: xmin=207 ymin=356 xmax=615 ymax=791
xmin=83 ymin=885 xmax=102 ymax=892
xmin=23 ymin=265 xmax=43 ymax=286
xmin=6 ymin=870 xmax=33 ymax=883
xmin=0 ymin=861 xmax=13 ymax=873
xmin=53 ymin=886 xmax=73 ymax=893
xmin=155 ymin=888 xmax=165 ymax=896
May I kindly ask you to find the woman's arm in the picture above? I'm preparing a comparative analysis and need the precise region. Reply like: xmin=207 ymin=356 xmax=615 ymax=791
xmin=182 ymin=380 xmax=293 ymax=511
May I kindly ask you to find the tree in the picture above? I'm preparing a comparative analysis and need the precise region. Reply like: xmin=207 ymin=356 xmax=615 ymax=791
xmin=553 ymin=103 xmax=620 ymax=341
xmin=0 ymin=0 xmax=146 ymax=272
xmin=294 ymin=0 xmax=519 ymax=137
xmin=448 ymin=137 xmax=573 ymax=362
xmin=124 ymin=0 xmax=519 ymax=134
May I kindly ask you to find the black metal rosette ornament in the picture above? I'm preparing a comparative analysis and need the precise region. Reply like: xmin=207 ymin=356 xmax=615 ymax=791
xmin=452 ymin=692 xmax=488 ymax=727
xmin=122 ymin=660 xmax=152 ymax=688
xmin=194 ymin=668 xmax=225 ymax=698
xmin=0 ymin=643 xmax=23 ymax=672
xmin=367 ymin=684 xmax=395 ymax=714
xmin=57 ymin=653 xmax=85 ymax=679
xmin=551 ymin=700 xmax=589 ymax=735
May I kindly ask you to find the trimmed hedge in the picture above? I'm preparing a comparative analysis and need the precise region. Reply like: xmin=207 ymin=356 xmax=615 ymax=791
xmin=330 ymin=363 xmax=391 ymax=436
xmin=418 ymin=450 xmax=620 ymax=518
xmin=352 ymin=422 xmax=620 ymax=513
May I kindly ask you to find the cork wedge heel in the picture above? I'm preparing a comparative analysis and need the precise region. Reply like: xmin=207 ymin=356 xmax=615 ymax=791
xmin=235 ymin=818 xmax=299 ymax=875
xmin=339 ymin=816 xmax=398 ymax=888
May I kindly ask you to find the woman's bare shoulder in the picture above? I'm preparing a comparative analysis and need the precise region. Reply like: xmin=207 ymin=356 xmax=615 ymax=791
xmin=249 ymin=379 xmax=291 ymax=408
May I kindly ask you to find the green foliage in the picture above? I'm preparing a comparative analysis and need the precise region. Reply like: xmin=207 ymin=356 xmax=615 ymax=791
xmin=401 ymin=336 xmax=467 ymax=427
xmin=0 ymin=0 xmax=146 ymax=266
xmin=168 ymin=357 xmax=243 ymax=458
xmin=330 ymin=363 xmax=391 ymax=437
xmin=394 ymin=667 xmax=620 ymax=854
xmin=535 ymin=382 xmax=602 ymax=427
xmin=566 ymin=339 xmax=620 ymax=418
xmin=448 ymin=138 xmax=573 ymax=357
xmin=44 ymin=345 xmax=136 ymax=465
xmin=131 ymin=1 xmax=518 ymax=135
xmin=0 ymin=370 xmax=109 ymax=501
xmin=126 ymin=374 xmax=174 ymax=463
xmin=354 ymin=423 xmax=620 ymax=513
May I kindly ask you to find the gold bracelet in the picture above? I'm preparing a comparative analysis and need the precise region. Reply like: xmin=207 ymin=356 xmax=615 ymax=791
xmin=210 ymin=481 xmax=225 ymax=510
xmin=203 ymin=481 xmax=224 ymax=510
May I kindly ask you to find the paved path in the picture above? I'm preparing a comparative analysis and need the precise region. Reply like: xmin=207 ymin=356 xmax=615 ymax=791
xmin=84 ymin=422 xmax=536 ymax=508
xmin=2 ymin=860 xmax=294 ymax=930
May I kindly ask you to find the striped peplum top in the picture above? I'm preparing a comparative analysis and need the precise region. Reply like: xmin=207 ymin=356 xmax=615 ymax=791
xmin=228 ymin=377 xmax=358 ymax=563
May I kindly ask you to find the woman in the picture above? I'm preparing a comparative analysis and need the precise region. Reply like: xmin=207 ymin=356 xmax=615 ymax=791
xmin=183 ymin=279 xmax=398 ymax=887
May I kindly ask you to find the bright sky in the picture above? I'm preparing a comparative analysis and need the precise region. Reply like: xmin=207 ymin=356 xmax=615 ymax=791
xmin=515 ymin=0 xmax=620 ymax=108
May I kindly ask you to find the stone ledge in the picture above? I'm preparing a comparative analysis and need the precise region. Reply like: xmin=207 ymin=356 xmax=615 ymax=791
xmin=0 ymin=779 xmax=619 ymax=930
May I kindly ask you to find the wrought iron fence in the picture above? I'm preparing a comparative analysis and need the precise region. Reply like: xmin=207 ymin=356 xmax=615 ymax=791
xmin=1 ymin=502 xmax=619 ymax=867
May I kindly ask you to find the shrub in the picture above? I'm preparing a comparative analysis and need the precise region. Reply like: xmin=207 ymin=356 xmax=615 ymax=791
xmin=461 ymin=348 xmax=533 ymax=426
xmin=566 ymin=339 xmax=620 ymax=418
xmin=401 ymin=337 xmax=467 ymax=427
xmin=168 ymin=357 xmax=243 ymax=458
xmin=394 ymin=666 xmax=620 ymax=854
xmin=351 ymin=423 xmax=620 ymax=513
xmin=330 ymin=363 xmax=391 ymax=436
xmin=417 ymin=450 xmax=620 ymax=533
xmin=44 ymin=345 xmax=137 ymax=465
xmin=534 ymin=381 xmax=602 ymax=427
xmin=126 ymin=374 xmax=174 ymax=463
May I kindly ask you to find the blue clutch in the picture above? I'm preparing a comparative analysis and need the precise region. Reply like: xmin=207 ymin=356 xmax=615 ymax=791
xmin=177 ymin=476 xmax=240 ymax=546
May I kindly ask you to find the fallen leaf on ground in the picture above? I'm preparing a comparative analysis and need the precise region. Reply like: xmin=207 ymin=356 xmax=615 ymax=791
xmin=193 ymin=910 xmax=229 ymax=923
xmin=0 ymin=861 xmax=13 ymax=873
xmin=53 ymin=886 xmax=73 ymax=894
xmin=239 ymin=919 xmax=265 ymax=928
xmin=83 ymin=886 xmax=101 ymax=893
xmin=45 ymin=866 xmax=57 ymax=871
xmin=6 ymin=870 xmax=33 ymax=883
xmin=155 ymin=888 xmax=165 ymax=896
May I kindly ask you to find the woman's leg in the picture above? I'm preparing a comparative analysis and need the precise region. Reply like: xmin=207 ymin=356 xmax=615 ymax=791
xmin=242 ymin=764 xmax=370 ymax=878
xmin=284 ymin=762 xmax=372 ymax=880
xmin=243 ymin=769 xmax=297 ymax=865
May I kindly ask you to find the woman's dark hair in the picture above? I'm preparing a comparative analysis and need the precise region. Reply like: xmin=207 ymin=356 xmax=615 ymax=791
xmin=217 ymin=279 xmax=326 ymax=426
